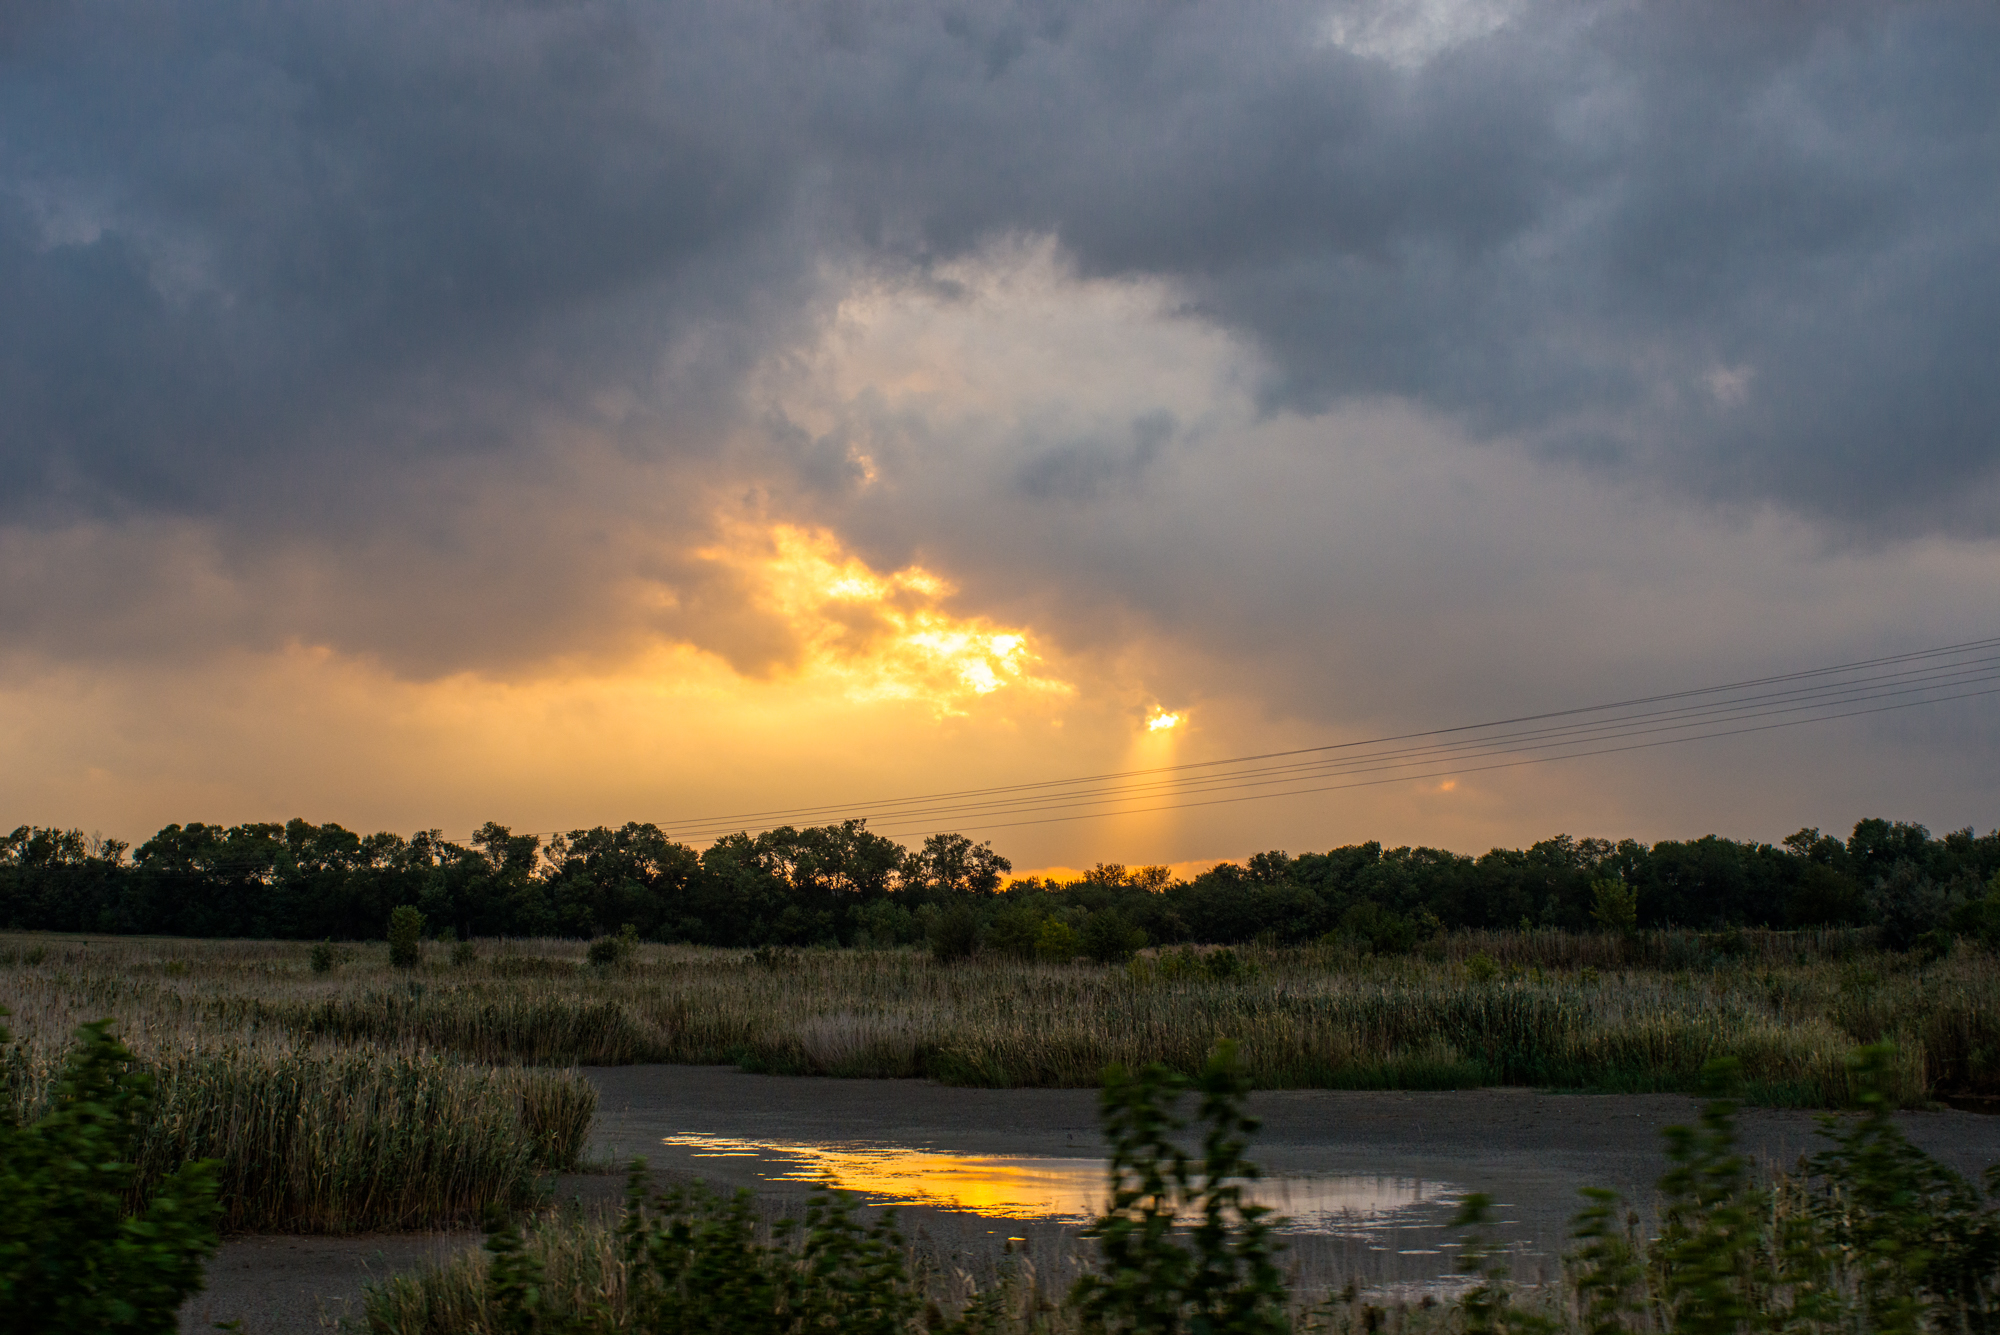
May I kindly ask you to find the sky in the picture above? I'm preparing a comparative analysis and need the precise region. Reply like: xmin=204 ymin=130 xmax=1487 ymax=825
xmin=4 ymin=0 xmax=1999 ymax=870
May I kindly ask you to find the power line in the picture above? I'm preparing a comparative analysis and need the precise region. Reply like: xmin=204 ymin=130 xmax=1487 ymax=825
xmin=462 ymin=634 xmax=1999 ymax=847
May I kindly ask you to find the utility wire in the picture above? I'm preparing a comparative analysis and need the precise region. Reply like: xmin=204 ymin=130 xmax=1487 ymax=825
xmin=635 ymin=636 xmax=2000 ymax=842
xmin=422 ymin=635 xmax=1997 ymax=848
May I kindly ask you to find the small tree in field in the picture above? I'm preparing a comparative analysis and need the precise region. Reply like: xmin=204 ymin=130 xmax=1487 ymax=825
xmin=388 ymin=905 xmax=425 ymax=968
xmin=1590 ymin=878 xmax=1639 ymax=939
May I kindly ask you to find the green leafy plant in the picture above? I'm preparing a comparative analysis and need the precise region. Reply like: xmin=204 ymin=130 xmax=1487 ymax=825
xmin=472 ymin=1165 xmax=920 ymax=1335
xmin=1034 ymin=917 xmax=1079 ymax=963
xmin=389 ymin=905 xmax=426 ymax=969
xmin=1803 ymin=1043 xmax=2000 ymax=1333
xmin=1589 ymin=880 xmax=1639 ymax=940
xmin=1453 ymin=1191 xmax=1552 ymax=1335
xmin=311 ymin=939 xmax=338 ymax=974
xmin=1566 ymin=1187 xmax=1642 ymax=1335
xmin=1072 ymin=1040 xmax=1287 ymax=1335
xmin=586 ymin=925 xmax=642 ymax=969
xmin=928 ymin=903 xmax=982 ymax=964
xmin=1080 ymin=910 xmax=1148 ymax=966
xmin=0 ymin=1011 xmax=221 ymax=1333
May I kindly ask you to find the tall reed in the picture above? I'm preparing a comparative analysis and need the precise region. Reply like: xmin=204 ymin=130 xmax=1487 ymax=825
xmin=5 ymin=930 xmax=1993 ymax=1117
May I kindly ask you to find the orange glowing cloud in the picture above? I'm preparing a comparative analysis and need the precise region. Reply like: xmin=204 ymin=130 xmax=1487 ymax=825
xmin=693 ymin=522 xmax=1072 ymax=716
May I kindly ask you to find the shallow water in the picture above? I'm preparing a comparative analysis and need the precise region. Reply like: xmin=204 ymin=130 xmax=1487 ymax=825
xmin=656 ymin=1130 xmax=1538 ymax=1297
xmin=664 ymin=1131 xmax=1462 ymax=1234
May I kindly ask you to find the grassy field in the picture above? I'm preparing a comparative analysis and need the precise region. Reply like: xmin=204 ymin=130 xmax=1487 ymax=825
xmin=5 ymin=927 xmax=1996 ymax=1124
xmin=0 ymin=936 xmax=595 ymax=1232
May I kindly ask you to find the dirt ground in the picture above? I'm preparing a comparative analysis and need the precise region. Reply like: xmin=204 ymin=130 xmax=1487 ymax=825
xmin=181 ymin=1068 xmax=2000 ymax=1332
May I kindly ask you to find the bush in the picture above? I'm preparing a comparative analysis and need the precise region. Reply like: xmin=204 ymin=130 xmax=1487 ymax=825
xmin=984 ymin=903 xmax=1041 ymax=960
xmin=1034 ymin=917 xmax=1080 ymax=963
xmin=451 ymin=940 xmax=478 ymax=968
xmin=389 ymin=905 xmax=425 ymax=969
xmin=1590 ymin=878 xmax=1639 ymax=938
xmin=586 ymin=924 xmax=640 ymax=968
xmin=927 ymin=903 xmax=981 ymax=964
xmin=1080 ymin=909 xmax=1147 ymax=965
xmin=310 ymin=939 xmax=337 ymax=974
xmin=0 ymin=1013 xmax=221 ymax=1331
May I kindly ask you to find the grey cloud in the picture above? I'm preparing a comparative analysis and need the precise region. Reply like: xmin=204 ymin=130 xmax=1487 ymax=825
xmin=4 ymin=0 xmax=1998 ymax=681
xmin=1014 ymin=411 xmax=1177 ymax=502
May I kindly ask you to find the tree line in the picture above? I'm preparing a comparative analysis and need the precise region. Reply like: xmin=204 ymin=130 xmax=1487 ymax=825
xmin=2 ymin=815 xmax=1997 ymax=954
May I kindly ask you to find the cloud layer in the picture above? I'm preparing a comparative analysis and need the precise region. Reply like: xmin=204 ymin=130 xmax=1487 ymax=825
xmin=4 ymin=0 xmax=1998 ymax=854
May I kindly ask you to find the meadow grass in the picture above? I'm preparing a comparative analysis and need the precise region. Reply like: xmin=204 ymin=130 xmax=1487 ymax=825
xmin=5 ymin=928 xmax=1995 ymax=1117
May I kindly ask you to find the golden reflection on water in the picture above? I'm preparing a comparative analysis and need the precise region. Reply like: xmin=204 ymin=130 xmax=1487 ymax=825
xmin=662 ymin=1134 xmax=1455 ymax=1231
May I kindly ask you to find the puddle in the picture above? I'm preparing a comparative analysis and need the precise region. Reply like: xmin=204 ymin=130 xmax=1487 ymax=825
xmin=662 ymin=1133 xmax=1461 ymax=1234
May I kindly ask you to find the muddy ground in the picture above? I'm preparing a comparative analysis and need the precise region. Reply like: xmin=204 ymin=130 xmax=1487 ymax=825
xmin=180 ymin=1069 xmax=2000 ymax=1332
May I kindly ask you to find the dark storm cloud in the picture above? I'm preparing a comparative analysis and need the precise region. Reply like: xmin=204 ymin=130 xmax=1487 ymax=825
xmin=4 ymin=0 xmax=1997 ymax=601
xmin=1 ymin=0 xmax=810 ymax=520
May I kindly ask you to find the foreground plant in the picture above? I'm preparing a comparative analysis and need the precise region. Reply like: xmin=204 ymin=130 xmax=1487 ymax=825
xmin=1074 ymin=1041 xmax=1287 ymax=1335
xmin=0 ymin=1012 xmax=221 ymax=1333
xmin=1554 ymin=1044 xmax=2000 ymax=1335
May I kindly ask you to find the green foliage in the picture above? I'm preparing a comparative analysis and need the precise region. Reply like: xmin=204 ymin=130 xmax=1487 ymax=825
xmin=1650 ymin=1060 xmax=1767 ymax=1335
xmin=471 ymin=1165 xmax=921 ymax=1335
xmin=1802 ymin=1043 xmax=2000 ymax=1332
xmin=1072 ymin=1041 xmax=1288 ymax=1335
xmin=1541 ymin=1041 xmax=2000 ymax=1335
xmin=390 ymin=905 xmax=426 ymax=968
xmin=928 ymin=903 xmax=982 ymax=963
xmin=1145 ymin=946 xmax=1258 ymax=984
xmin=1081 ymin=910 xmax=1148 ymax=965
xmin=453 ymin=940 xmax=479 ymax=967
xmin=1465 ymin=951 xmax=1500 ymax=982
xmin=0 ymin=1013 xmax=221 ymax=1332
xmin=1566 ymin=1188 xmax=1641 ymax=1335
xmin=1034 ymin=917 xmax=1080 ymax=963
xmin=1335 ymin=900 xmax=1420 ymax=954
xmin=984 ymin=903 xmax=1041 ymax=960
xmin=585 ymin=938 xmax=621 ymax=967
xmin=1452 ymin=1192 xmax=1551 ymax=1335
xmin=1588 ymin=880 xmax=1638 ymax=939
xmin=311 ymin=939 xmax=338 ymax=973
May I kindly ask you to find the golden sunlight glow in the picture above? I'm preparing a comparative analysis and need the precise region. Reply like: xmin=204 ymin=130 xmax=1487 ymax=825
xmin=662 ymin=1134 xmax=1450 ymax=1227
xmin=701 ymin=522 xmax=1071 ymax=715
xmin=1146 ymin=710 xmax=1182 ymax=732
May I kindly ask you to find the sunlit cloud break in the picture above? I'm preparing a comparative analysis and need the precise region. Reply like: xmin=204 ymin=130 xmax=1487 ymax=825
xmin=700 ymin=523 xmax=1071 ymax=715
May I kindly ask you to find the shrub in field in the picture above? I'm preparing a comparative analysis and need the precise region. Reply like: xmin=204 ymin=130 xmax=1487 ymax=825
xmin=1588 ymin=880 xmax=1638 ymax=940
xmin=0 ymin=1013 xmax=220 ymax=1333
xmin=928 ymin=903 xmax=982 ymax=963
xmin=984 ymin=903 xmax=1041 ymax=960
xmin=1080 ymin=910 xmax=1148 ymax=966
xmin=1072 ymin=1042 xmax=1287 ymax=1335
xmin=586 ymin=925 xmax=640 ymax=968
xmin=1034 ymin=917 xmax=1079 ymax=963
xmin=390 ymin=906 xmax=426 ymax=968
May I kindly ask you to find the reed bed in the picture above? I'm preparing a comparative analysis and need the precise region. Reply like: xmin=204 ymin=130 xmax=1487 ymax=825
xmin=6 ymin=929 xmax=1995 ymax=1113
xmin=1 ymin=939 xmax=596 ymax=1232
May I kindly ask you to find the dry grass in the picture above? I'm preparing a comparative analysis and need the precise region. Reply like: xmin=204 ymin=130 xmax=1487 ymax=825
xmin=7 ymin=929 xmax=1994 ymax=1116
xmin=0 ymin=936 xmax=596 ymax=1232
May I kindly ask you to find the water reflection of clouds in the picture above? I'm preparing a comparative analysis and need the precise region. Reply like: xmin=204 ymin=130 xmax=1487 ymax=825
xmin=661 ymin=1134 xmax=1461 ymax=1234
